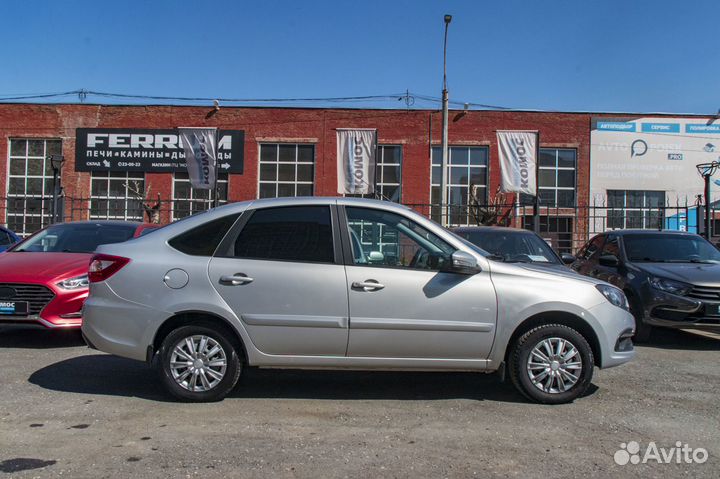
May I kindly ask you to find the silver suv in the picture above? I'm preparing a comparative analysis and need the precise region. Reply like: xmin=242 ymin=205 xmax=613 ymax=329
xmin=82 ymin=197 xmax=635 ymax=404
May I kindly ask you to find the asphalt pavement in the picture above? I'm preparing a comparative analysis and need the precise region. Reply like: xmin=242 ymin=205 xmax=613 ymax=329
xmin=0 ymin=325 xmax=718 ymax=478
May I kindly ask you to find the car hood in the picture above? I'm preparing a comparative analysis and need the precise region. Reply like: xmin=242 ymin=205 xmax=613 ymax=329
xmin=490 ymin=260 xmax=602 ymax=286
xmin=0 ymin=252 xmax=91 ymax=283
xmin=634 ymin=262 xmax=720 ymax=287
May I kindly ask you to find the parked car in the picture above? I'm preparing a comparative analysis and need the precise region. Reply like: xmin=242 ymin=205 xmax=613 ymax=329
xmin=571 ymin=230 xmax=720 ymax=341
xmin=82 ymin=197 xmax=635 ymax=404
xmin=0 ymin=220 xmax=160 ymax=328
xmin=452 ymin=226 xmax=576 ymax=271
xmin=0 ymin=226 xmax=20 ymax=253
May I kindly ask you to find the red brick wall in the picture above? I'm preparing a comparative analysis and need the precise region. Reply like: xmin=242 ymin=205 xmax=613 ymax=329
xmin=0 ymin=103 xmax=701 ymax=226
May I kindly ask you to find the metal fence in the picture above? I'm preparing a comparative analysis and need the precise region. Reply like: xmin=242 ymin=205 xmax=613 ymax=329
xmin=0 ymin=195 xmax=706 ymax=253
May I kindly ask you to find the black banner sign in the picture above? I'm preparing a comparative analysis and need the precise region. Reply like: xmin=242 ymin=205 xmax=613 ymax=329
xmin=75 ymin=128 xmax=244 ymax=173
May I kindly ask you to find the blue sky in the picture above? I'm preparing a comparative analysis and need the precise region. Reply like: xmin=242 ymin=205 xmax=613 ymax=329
xmin=1 ymin=0 xmax=718 ymax=114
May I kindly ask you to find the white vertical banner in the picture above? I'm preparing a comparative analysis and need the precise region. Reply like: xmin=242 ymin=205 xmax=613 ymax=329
xmin=497 ymin=130 xmax=538 ymax=195
xmin=337 ymin=129 xmax=377 ymax=194
xmin=178 ymin=127 xmax=217 ymax=189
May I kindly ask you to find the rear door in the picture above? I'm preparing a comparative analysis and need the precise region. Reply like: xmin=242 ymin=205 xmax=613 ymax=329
xmin=208 ymin=204 xmax=350 ymax=356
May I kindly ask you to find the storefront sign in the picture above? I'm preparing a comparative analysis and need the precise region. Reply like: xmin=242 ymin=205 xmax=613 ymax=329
xmin=75 ymin=128 xmax=244 ymax=173
xmin=336 ymin=129 xmax=377 ymax=194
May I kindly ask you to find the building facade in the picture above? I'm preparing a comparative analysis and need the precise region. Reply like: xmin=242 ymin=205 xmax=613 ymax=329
xmin=0 ymin=103 xmax=714 ymax=250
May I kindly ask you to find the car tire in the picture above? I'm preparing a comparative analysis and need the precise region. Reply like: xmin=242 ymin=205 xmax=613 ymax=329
xmin=508 ymin=324 xmax=594 ymax=405
xmin=155 ymin=324 xmax=242 ymax=402
xmin=628 ymin=297 xmax=653 ymax=343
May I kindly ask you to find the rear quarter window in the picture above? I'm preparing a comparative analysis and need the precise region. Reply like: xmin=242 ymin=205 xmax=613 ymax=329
xmin=169 ymin=214 xmax=241 ymax=256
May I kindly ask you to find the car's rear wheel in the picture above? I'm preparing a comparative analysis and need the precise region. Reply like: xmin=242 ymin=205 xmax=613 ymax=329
xmin=508 ymin=324 xmax=594 ymax=404
xmin=155 ymin=324 xmax=241 ymax=402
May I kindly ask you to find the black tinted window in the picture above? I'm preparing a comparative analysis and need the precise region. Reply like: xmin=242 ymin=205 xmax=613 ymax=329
xmin=169 ymin=214 xmax=240 ymax=256
xmin=234 ymin=206 xmax=334 ymax=263
xmin=0 ymin=231 xmax=10 ymax=246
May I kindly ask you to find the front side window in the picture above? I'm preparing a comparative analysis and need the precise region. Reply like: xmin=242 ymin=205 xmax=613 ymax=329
xmin=430 ymin=146 xmax=489 ymax=225
xmin=346 ymin=207 xmax=455 ymax=271
xmin=7 ymin=139 xmax=62 ymax=236
xmin=580 ymin=235 xmax=604 ymax=260
xmin=172 ymin=172 xmax=229 ymax=220
xmin=607 ymin=190 xmax=665 ymax=229
xmin=90 ymin=172 xmax=145 ymax=221
xmin=234 ymin=206 xmax=333 ymax=263
xmin=258 ymin=144 xmax=315 ymax=198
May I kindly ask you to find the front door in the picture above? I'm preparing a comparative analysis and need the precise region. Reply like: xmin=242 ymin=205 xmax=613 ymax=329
xmin=342 ymin=206 xmax=497 ymax=359
xmin=208 ymin=204 xmax=349 ymax=356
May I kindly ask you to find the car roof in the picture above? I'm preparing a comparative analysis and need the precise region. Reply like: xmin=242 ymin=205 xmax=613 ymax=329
xmin=602 ymin=229 xmax=699 ymax=237
xmin=452 ymin=226 xmax=536 ymax=235
xmin=50 ymin=220 xmax=148 ymax=227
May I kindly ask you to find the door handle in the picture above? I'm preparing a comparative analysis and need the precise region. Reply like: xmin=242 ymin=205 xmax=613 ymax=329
xmin=352 ymin=280 xmax=385 ymax=291
xmin=220 ymin=274 xmax=254 ymax=286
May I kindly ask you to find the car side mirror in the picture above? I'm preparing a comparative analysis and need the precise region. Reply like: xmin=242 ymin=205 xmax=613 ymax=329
xmin=598 ymin=254 xmax=619 ymax=267
xmin=560 ymin=253 xmax=576 ymax=265
xmin=449 ymin=250 xmax=482 ymax=275
xmin=367 ymin=251 xmax=384 ymax=263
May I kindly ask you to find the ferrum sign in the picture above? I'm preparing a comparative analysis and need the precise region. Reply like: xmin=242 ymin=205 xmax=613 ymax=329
xmin=75 ymin=128 xmax=244 ymax=174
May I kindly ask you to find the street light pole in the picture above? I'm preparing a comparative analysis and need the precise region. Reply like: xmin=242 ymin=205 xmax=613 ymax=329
xmin=440 ymin=14 xmax=452 ymax=226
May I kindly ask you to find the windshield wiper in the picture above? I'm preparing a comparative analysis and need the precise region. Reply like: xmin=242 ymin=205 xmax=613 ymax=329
xmin=630 ymin=257 xmax=667 ymax=262
xmin=665 ymin=259 xmax=720 ymax=264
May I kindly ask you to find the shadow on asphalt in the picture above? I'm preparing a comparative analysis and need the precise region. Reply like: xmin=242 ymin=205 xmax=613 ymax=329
xmin=0 ymin=325 xmax=85 ymax=349
xmin=28 ymin=353 xmax=543 ymax=404
xmin=640 ymin=327 xmax=720 ymax=351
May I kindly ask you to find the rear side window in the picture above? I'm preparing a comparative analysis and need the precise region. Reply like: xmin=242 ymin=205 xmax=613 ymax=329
xmin=233 ymin=206 xmax=334 ymax=263
xmin=169 ymin=214 xmax=241 ymax=256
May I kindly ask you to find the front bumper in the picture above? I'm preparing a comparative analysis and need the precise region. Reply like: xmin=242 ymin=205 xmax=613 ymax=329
xmin=0 ymin=284 xmax=86 ymax=328
xmin=640 ymin=284 xmax=720 ymax=331
xmin=587 ymin=301 xmax=636 ymax=369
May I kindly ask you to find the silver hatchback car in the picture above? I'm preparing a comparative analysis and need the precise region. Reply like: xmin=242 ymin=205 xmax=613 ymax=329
xmin=82 ymin=197 xmax=635 ymax=404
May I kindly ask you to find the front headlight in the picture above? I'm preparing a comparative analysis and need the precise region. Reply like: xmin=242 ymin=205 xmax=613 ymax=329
xmin=649 ymin=277 xmax=692 ymax=296
xmin=57 ymin=274 xmax=89 ymax=290
xmin=596 ymin=284 xmax=629 ymax=311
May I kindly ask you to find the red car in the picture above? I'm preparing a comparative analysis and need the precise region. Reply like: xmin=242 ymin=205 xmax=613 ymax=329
xmin=0 ymin=221 xmax=159 ymax=328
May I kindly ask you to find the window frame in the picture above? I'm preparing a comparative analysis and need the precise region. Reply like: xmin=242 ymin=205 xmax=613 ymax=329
xmin=6 ymin=138 xmax=62 ymax=236
xmin=89 ymin=171 xmax=146 ymax=221
xmin=171 ymin=171 xmax=229 ymax=221
xmin=257 ymin=143 xmax=316 ymax=199
xmin=344 ymin=144 xmax=403 ymax=202
xmin=607 ymin=189 xmax=666 ymax=229
xmin=215 ymin=204 xmax=343 ymax=265
xmin=429 ymin=145 xmax=490 ymax=226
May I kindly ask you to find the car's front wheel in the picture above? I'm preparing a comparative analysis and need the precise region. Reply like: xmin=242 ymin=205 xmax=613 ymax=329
xmin=155 ymin=324 xmax=242 ymax=402
xmin=508 ymin=324 xmax=594 ymax=404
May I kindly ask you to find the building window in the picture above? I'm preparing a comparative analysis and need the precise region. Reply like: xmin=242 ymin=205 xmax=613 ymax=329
xmin=258 ymin=144 xmax=315 ymax=198
xmin=90 ymin=172 xmax=146 ymax=221
xmin=172 ymin=172 xmax=229 ymax=220
xmin=345 ymin=145 xmax=403 ymax=202
xmin=6 ymin=139 xmax=61 ymax=236
xmin=607 ymin=190 xmax=665 ymax=229
xmin=521 ymin=148 xmax=577 ymax=207
xmin=430 ymin=146 xmax=489 ymax=225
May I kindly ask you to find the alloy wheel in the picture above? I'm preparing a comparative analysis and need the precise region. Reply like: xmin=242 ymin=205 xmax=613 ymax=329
xmin=526 ymin=337 xmax=583 ymax=394
xmin=170 ymin=335 xmax=228 ymax=392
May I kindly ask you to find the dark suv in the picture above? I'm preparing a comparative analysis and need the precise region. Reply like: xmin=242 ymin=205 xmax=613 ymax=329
xmin=572 ymin=230 xmax=720 ymax=341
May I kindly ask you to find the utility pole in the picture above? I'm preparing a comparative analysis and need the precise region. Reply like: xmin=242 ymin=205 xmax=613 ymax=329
xmin=440 ymin=14 xmax=452 ymax=226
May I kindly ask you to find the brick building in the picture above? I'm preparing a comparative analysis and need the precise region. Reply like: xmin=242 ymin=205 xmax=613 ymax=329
xmin=0 ymin=103 xmax=712 ymax=249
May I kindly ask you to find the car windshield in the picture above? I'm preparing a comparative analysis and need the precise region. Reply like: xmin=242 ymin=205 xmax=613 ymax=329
xmin=455 ymin=229 xmax=562 ymax=264
xmin=624 ymin=234 xmax=720 ymax=263
xmin=12 ymin=223 xmax=137 ymax=253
